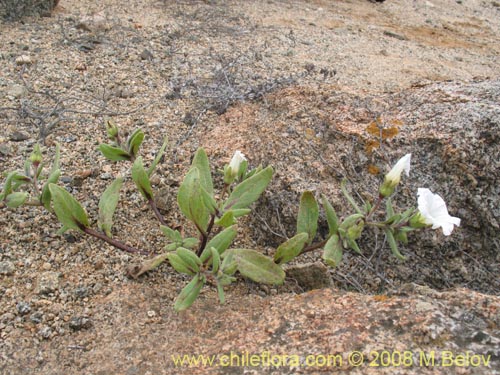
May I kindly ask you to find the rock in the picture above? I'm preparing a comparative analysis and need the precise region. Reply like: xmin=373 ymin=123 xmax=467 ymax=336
xmin=16 ymin=302 xmax=31 ymax=315
xmin=15 ymin=55 xmax=33 ymax=65
xmin=68 ymin=316 xmax=92 ymax=331
xmin=9 ymin=131 xmax=29 ymax=142
xmin=38 ymin=326 xmax=52 ymax=339
xmin=0 ymin=143 xmax=12 ymax=155
xmin=74 ymin=286 xmax=89 ymax=299
xmin=41 ymin=262 xmax=51 ymax=271
xmin=285 ymin=261 xmax=333 ymax=291
xmin=36 ymin=272 xmax=60 ymax=295
xmin=140 ymin=49 xmax=154 ymax=61
xmin=30 ymin=311 xmax=43 ymax=324
xmin=6 ymin=84 xmax=27 ymax=99
xmin=0 ymin=261 xmax=16 ymax=276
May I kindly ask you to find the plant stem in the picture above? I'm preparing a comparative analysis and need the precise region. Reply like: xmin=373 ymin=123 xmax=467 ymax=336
xmin=148 ymin=199 xmax=167 ymax=226
xmin=83 ymin=227 xmax=149 ymax=255
xmin=197 ymin=214 xmax=215 ymax=257
xmin=300 ymin=238 xmax=329 ymax=255
xmin=366 ymin=194 xmax=383 ymax=221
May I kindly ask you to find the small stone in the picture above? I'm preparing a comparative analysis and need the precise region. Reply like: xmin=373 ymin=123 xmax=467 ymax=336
xmin=30 ymin=311 xmax=44 ymax=324
xmin=36 ymin=272 xmax=60 ymax=295
xmin=0 ymin=261 xmax=15 ymax=275
xmin=100 ymin=172 xmax=113 ymax=180
xmin=38 ymin=326 xmax=52 ymax=339
xmin=16 ymin=301 xmax=31 ymax=315
xmin=0 ymin=143 xmax=12 ymax=155
xmin=41 ymin=262 xmax=52 ymax=271
xmin=9 ymin=131 xmax=30 ymax=142
xmin=140 ymin=49 xmax=154 ymax=60
xmin=74 ymin=287 xmax=89 ymax=299
xmin=68 ymin=316 xmax=92 ymax=331
xmin=285 ymin=262 xmax=333 ymax=291
xmin=147 ymin=310 xmax=156 ymax=318
xmin=6 ymin=84 xmax=27 ymax=99
xmin=15 ymin=55 xmax=33 ymax=65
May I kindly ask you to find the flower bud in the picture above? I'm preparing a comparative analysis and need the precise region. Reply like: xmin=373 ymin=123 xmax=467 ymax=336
xmin=346 ymin=221 xmax=364 ymax=241
xmin=379 ymin=153 xmax=411 ymax=197
xmin=224 ymin=151 xmax=246 ymax=184
xmin=106 ymin=119 xmax=119 ymax=140
xmin=29 ymin=144 xmax=42 ymax=166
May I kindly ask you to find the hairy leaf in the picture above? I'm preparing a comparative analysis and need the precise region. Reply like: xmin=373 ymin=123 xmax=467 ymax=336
xmin=230 ymin=249 xmax=285 ymax=285
xmin=174 ymin=275 xmax=204 ymax=311
xmin=223 ymin=166 xmax=273 ymax=210
xmin=274 ymin=232 xmax=308 ymax=264
xmin=48 ymin=184 xmax=89 ymax=232
xmin=98 ymin=144 xmax=131 ymax=162
xmin=200 ymin=225 xmax=237 ymax=263
xmin=323 ymin=234 xmax=343 ymax=267
xmin=131 ymin=157 xmax=153 ymax=200
xmin=98 ymin=177 xmax=123 ymax=237
xmin=297 ymin=191 xmax=319 ymax=245
xmin=177 ymin=167 xmax=209 ymax=232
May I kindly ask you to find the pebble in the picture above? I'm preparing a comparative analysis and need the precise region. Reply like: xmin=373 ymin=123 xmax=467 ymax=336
xmin=140 ymin=49 xmax=154 ymax=61
xmin=42 ymin=262 xmax=52 ymax=271
xmin=74 ymin=286 xmax=89 ymax=299
xmin=36 ymin=272 xmax=60 ymax=295
xmin=0 ymin=143 xmax=12 ymax=155
xmin=15 ymin=55 xmax=33 ymax=65
xmin=16 ymin=301 xmax=31 ymax=315
xmin=69 ymin=316 xmax=92 ymax=331
xmin=30 ymin=311 xmax=44 ymax=324
xmin=9 ymin=131 xmax=30 ymax=142
xmin=0 ymin=261 xmax=15 ymax=275
xmin=6 ymin=84 xmax=27 ymax=99
xmin=38 ymin=326 xmax=52 ymax=339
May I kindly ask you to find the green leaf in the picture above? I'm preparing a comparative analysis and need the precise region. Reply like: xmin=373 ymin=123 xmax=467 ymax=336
xmin=167 ymin=253 xmax=196 ymax=275
xmin=274 ymin=232 xmax=308 ymax=264
xmin=98 ymin=144 xmax=131 ymax=162
xmin=201 ymin=187 xmax=217 ymax=215
xmin=191 ymin=148 xmax=214 ymax=195
xmin=177 ymin=167 xmax=209 ymax=232
xmin=214 ymin=210 xmax=236 ymax=228
xmin=232 ymin=208 xmax=251 ymax=218
xmin=200 ymin=225 xmax=237 ymax=262
xmin=220 ymin=251 xmax=237 ymax=276
xmin=323 ymin=234 xmax=343 ymax=267
xmin=210 ymin=247 xmax=220 ymax=273
xmin=174 ymin=275 xmax=205 ymax=311
xmin=321 ymin=195 xmax=339 ymax=236
xmin=341 ymin=178 xmax=362 ymax=214
xmin=182 ymin=237 xmax=199 ymax=249
xmin=132 ymin=157 xmax=153 ymax=200
xmin=338 ymin=213 xmax=365 ymax=236
xmin=98 ymin=177 xmax=123 ymax=237
xmin=127 ymin=129 xmax=145 ymax=158
xmin=147 ymin=136 xmax=169 ymax=177
xmin=176 ymin=247 xmax=202 ymax=273
xmin=223 ymin=166 xmax=273 ymax=210
xmin=40 ymin=169 xmax=61 ymax=210
xmin=347 ymin=238 xmax=362 ymax=254
xmin=216 ymin=283 xmax=225 ymax=304
xmin=5 ymin=192 xmax=29 ymax=208
xmin=48 ymin=184 xmax=89 ymax=232
xmin=51 ymin=143 xmax=61 ymax=174
xmin=160 ymin=225 xmax=183 ymax=243
xmin=385 ymin=228 xmax=406 ymax=260
xmin=230 ymin=249 xmax=285 ymax=285
xmin=1 ymin=171 xmax=21 ymax=200
xmin=386 ymin=197 xmax=395 ymax=218
xmin=297 ymin=191 xmax=319 ymax=245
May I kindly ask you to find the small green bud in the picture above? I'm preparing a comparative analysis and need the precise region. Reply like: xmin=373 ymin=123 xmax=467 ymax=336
xmin=29 ymin=144 xmax=42 ymax=166
xmin=105 ymin=119 xmax=119 ymax=139
xmin=379 ymin=154 xmax=411 ymax=197
xmin=409 ymin=212 xmax=430 ymax=229
xmin=346 ymin=221 xmax=364 ymax=241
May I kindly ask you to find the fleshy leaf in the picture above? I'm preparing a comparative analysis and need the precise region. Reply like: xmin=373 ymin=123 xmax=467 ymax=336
xmin=321 ymin=195 xmax=339 ymax=236
xmin=323 ymin=234 xmax=343 ymax=267
xmin=223 ymin=166 xmax=273 ymax=210
xmin=98 ymin=144 xmax=131 ymax=162
xmin=127 ymin=129 xmax=145 ymax=158
xmin=48 ymin=184 xmax=89 ymax=232
xmin=160 ymin=225 xmax=183 ymax=243
xmin=176 ymin=247 xmax=202 ymax=273
xmin=216 ymin=283 xmax=225 ymax=304
xmin=385 ymin=228 xmax=406 ymax=260
xmin=131 ymin=157 xmax=153 ymax=200
xmin=147 ymin=136 xmax=169 ymax=177
xmin=177 ymin=167 xmax=209 ymax=232
xmin=167 ymin=253 xmax=196 ymax=275
xmin=200 ymin=225 xmax=237 ymax=262
xmin=274 ymin=232 xmax=308 ymax=264
xmin=174 ymin=275 xmax=205 ymax=311
xmin=230 ymin=249 xmax=285 ymax=285
xmin=182 ymin=237 xmax=199 ymax=249
xmin=297 ymin=191 xmax=319 ymax=245
xmin=191 ymin=148 xmax=214 ymax=195
xmin=98 ymin=177 xmax=123 ymax=237
xmin=40 ymin=169 xmax=61 ymax=210
xmin=5 ymin=192 xmax=29 ymax=208
xmin=215 ymin=211 xmax=236 ymax=228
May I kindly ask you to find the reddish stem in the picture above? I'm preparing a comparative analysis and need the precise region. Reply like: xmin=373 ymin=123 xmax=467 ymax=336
xmin=83 ymin=227 xmax=149 ymax=255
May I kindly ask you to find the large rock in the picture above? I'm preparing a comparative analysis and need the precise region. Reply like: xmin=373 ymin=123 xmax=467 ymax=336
xmin=0 ymin=0 xmax=58 ymax=21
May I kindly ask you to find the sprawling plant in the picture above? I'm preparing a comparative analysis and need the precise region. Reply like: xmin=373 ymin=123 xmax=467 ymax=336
xmin=0 ymin=121 xmax=460 ymax=310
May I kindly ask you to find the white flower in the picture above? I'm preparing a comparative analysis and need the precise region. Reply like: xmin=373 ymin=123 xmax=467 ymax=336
xmin=228 ymin=150 xmax=246 ymax=176
xmin=386 ymin=153 xmax=411 ymax=185
xmin=380 ymin=153 xmax=411 ymax=197
xmin=417 ymin=188 xmax=461 ymax=236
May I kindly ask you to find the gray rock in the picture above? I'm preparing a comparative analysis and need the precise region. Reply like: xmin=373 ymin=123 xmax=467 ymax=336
xmin=0 ymin=261 xmax=15 ymax=275
xmin=140 ymin=49 xmax=154 ymax=61
xmin=285 ymin=261 xmax=333 ymax=291
xmin=9 ymin=131 xmax=30 ymax=142
xmin=6 ymin=84 xmax=27 ymax=99
xmin=16 ymin=301 xmax=31 ymax=315
xmin=30 ymin=311 xmax=43 ymax=324
xmin=38 ymin=326 xmax=52 ymax=339
xmin=74 ymin=286 xmax=89 ymax=299
xmin=36 ymin=272 xmax=60 ymax=295
xmin=0 ymin=143 xmax=12 ymax=155
xmin=69 ymin=316 xmax=92 ymax=331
